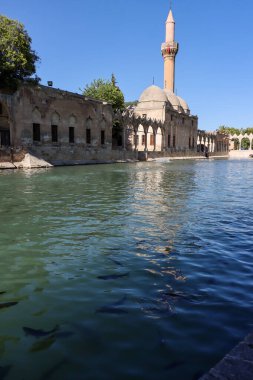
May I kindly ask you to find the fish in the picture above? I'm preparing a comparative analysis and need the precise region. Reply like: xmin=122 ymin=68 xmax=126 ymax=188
xmin=34 ymin=287 xmax=44 ymax=293
xmin=96 ymin=306 xmax=128 ymax=314
xmin=108 ymin=258 xmax=123 ymax=266
xmin=162 ymin=290 xmax=203 ymax=304
xmin=32 ymin=309 xmax=47 ymax=317
xmin=110 ymin=295 xmax=127 ymax=306
xmin=0 ymin=365 xmax=12 ymax=379
xmin=97 ymin=272 xmax=129 ymax=280
xmin=23 ymin=325 xmax=59 ymax=338
xmin=0 ymin=291 xmax=6 ymax=295
xmin=29 ymin=336 xmax=55 ymax=352
xmin=96 ymin=295 xmax=128 ymax=314
xmin=165 ymin=291 xmax=189 ymax=300
xmin=0 ymin=302 xmax=18 ymax=310
xmin=164 ymin=360 xmax=185 ymax=370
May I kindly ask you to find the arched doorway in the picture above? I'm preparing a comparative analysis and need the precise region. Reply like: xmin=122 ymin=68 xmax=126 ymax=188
xmin=112 ymin=120 xmax=123 ymax=149
xmin=0 ymin=101 xmax=10 ymax=146
xmin=241 ymin=137 xmax=250 ymax=150
xmin=231 ymin=138 xmax=239 ymax=150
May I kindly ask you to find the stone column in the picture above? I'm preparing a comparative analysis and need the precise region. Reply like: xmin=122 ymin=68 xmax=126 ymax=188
xmin=144 ymin=130 xmax=148 ymax=152
xmin=122 ymin=125 xmax=126 ymax=150
xmin=153 ymin=131 xmax=156 ymax=152
xmin=170 ymin=124 xmax=173 ymax=150
xmin=162 ymin=130 xmax=166 ymax=151
xmin=134 ymin=130 xmax=138 ymax=151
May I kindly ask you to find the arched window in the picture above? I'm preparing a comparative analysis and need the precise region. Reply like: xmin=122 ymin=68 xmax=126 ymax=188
xmin=32 ymin=107 xmax=41 ymax=142
xmin=0 ymin=102 xmax=10 ymax=146
xmin=51 ymin=112 xmax=60 ymax=143
xmin=86 ymin=117 xmax=92 ymax=144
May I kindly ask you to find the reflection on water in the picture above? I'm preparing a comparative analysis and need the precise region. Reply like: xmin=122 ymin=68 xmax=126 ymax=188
xmin=0 ymin=160 xmax=253 ymax=379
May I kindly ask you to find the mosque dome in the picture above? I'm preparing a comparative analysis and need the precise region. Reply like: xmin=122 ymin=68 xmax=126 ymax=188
xmin=164 ymin=89 xmax=182 ymax=111
xmin=139 ymin=85 xmax=168 ymax=103
xmin=177 ymin=96 xmax=190 ymax=115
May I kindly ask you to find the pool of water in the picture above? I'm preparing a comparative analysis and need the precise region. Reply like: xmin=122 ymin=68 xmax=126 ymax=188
xmin=0 ymin=159 xmax=253 ymax=380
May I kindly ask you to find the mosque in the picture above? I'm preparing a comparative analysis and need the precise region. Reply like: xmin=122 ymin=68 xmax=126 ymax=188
xmin=0 ymin=6 xmax=228 ymax=166
xmin=129 ymin=7 xmax=198 ymax=155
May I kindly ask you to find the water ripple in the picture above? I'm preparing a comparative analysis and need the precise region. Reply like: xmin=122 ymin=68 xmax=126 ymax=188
xmin=0 ymin=160 xmax=253 ymax=379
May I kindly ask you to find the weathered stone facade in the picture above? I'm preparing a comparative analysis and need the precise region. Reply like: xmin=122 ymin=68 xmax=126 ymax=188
xmin=0 ymin=84 xmax=138 ymax=164
xmin=122 ymin=86 xmax=198 ymax=157
xmin=197 ymin=130 xmax=230 ymax=153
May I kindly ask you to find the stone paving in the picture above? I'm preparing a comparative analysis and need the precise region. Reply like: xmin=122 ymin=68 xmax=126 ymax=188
xmin=200 ymin=333 xmax=253 ymax=380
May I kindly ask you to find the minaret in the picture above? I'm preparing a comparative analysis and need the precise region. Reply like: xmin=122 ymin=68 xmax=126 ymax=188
xmin=161 ymin=7 xmax=179 ymax=92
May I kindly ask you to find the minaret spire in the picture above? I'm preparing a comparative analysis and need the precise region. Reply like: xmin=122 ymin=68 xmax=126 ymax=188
xmin=161 ymin=4 xmax=179 ymax=92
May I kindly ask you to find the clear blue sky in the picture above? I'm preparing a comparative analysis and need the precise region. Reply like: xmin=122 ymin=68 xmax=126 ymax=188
xmin=1 ymin=0 xmax=253 ymax=131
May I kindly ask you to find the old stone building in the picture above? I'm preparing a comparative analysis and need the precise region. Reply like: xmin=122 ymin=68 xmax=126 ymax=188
xmin=0 ymin=84 xmax=134 ymax=164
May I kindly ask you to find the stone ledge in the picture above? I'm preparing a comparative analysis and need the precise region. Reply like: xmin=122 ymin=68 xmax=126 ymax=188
xmin=0 ymin=162 xmax=16 ymax=169
xmin=200 ymin=333 xmax=253 ymax=380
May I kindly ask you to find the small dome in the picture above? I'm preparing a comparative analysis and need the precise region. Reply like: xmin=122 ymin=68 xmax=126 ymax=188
xmin=164 ymin=90 xmax=181 ymax=111
xmin=139 ymin=85 xmax=168 ymax=103
xmin=177 ymin=96 xmax=190 ymax=114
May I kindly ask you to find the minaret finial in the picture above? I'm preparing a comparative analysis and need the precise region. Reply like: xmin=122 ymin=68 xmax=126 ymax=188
xmin=170 ymin=0 xmax=172 ymax=10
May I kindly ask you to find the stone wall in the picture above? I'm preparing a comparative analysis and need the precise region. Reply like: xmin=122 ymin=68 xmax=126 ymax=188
xmin=229 ymin=149 xmax=253 ymax=159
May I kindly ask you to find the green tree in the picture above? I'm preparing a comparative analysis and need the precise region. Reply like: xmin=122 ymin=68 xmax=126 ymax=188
xmin=125 ymin=100 xmax=138 ymax=108
xmin=0 ymin=15 xmax=39 ymax=88
xmin=218 ymin=125 xmax=241 ymax=135
xmin=244 ymin=127 xmax=253 ymax=134
xmin=82 ymin=75 xmax=125 ymax=111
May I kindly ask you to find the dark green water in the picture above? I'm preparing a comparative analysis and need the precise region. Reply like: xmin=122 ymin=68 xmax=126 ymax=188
xmin=0 ymin=159 xmax=253 ymax=380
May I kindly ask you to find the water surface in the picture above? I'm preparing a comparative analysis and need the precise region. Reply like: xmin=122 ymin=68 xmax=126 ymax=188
xmin=0 ymin=159 xmax=253 ymax=379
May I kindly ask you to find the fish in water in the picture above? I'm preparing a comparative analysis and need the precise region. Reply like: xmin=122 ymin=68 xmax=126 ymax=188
xmin=162 ymin=290 xmax=203 ymax=304
xmin=0 ymin=365 xmax=12 ymax=379
xmin=29 ymin=336 xmax=55 ymax=353
xmin=0 ymin=302 xmax=18 ymax=310
xmin=0 ymin=291 xmax=6 ymax=295
xmin=108 ymin=258 xmax=123 ymax=266
xmin=97 ymin=272 xmax=129 ymax=280
xmin=96 ymin=306 xmax=128 ymax=314
xmin=96 ymin=295 xmax=128 ymax=314
xmin=23 ymin=325 xmax=59 ymax=338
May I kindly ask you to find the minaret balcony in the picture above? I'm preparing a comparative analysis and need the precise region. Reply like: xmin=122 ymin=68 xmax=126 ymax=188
xmin=161 ymin=42 xmax=179 ymax=57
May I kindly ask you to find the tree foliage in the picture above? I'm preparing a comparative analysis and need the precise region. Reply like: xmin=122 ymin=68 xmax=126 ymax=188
xmin=82 ymin=75 xmax=125 ymax=111
xmin=125 ymin=100 xmax=138 ymax=108
xmin=218 ymin=125 xmax=253 ymax=136
xmin=244 ymin=128 xmax=253 ymax=134
xmin=218 ymin=125 xmax=241 ymax=135
xmin=0 ymin=15 xmax=39 ymax=88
